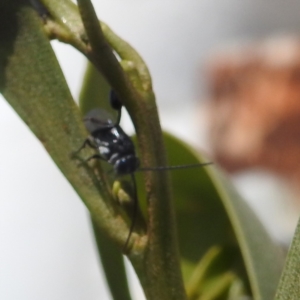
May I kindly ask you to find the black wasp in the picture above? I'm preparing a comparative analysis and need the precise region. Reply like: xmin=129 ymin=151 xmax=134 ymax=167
xmin=75 ymin=90 xmax=142 ymax=251
xmin=76 ymin=93 xmax=140 ymax=176
xmin=75 ymin=90 xmax=211 ymax=251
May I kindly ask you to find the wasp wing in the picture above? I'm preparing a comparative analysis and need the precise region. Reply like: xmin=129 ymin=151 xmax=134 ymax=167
xmin=84 ymin=108 xmax=116 ymax=133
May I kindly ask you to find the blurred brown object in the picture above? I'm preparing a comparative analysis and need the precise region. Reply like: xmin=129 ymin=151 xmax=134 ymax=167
xmin=206 ymin=37 xmax=300 ymax=185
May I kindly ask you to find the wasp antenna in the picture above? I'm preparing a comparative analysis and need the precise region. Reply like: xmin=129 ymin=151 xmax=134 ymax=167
xmin=137 ymin=161 xmax=213 ymax=172
xmin=123 ymin=173 xmax=138 ymax=253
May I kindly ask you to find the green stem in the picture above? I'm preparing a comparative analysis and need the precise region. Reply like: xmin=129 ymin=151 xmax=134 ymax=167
xmin=100 ymin=21 xmax=152 ymax=92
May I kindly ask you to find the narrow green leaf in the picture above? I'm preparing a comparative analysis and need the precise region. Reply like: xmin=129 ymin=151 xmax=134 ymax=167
xmin=185 ymin=246 xmax=223 ymax=296
xmin=185 ymin=246 xmax=240 ymax=299
xmin=274 ymin=218 xmax=300 ymax=300
xmin=0 ymin=0 xmax=129 ymax=250
xmin=198 ymin=271 xmax=236 ymax=300
xmin=91 ymin=219 xmax=132 ymax=300
xmin=79 ymin=62 xmax=111 ymax=115
xmin=211 ymin=168 xmax=285 ymax=300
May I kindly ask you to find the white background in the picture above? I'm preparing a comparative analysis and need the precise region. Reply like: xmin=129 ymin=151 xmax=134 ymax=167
xmin=1 ymin=1 xmax=300 ymax=299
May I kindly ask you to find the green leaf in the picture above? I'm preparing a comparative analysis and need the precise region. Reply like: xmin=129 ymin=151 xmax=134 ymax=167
xmin=185 ymin=246 xmax=246 ymax=299
xmin=209 ymin=169 xmax=285 ymax=300
xmin=0 ymin=0 xmax=129 ymax=254
xmin=274 ymin=218 xmax=300 ymax=300
xmin=79 ymin=62 xmax=111 ymax=115
xmin=91 ymin=219 xmax=132 ymax=300
xmin=142 ymin=133 xmax=285 ymax=300
xmin=0 ymin=2 xmax=84 ymax=175
xmin=0 ymin=3 xmax=133 ymax=298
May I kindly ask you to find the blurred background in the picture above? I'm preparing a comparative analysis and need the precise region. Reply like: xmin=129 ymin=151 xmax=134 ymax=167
xmin=2 ymin=1 xmax=300 ymax=299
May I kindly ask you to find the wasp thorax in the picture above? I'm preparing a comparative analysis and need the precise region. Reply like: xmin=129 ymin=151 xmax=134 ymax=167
xmin=114 ymin=156 xmax=140 ymax=175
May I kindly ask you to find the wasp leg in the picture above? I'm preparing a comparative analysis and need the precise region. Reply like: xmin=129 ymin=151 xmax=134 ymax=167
xmin=73 ymin=137 xmax=96 ymax=154
xmin=86 ymin=154 xmax=105 ymax=162
xmin=123 ymin=173 xmax=138 ymax=253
